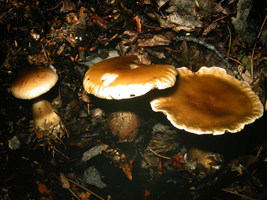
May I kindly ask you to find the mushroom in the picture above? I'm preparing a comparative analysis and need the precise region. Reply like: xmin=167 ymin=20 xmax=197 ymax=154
xmin=150 ymin=67 xmax=264 ymax=135
xmin=184 ymin=147 xmax=224 ymax=170
xmin=106 ymin=111 xmax=142 ymax=142
xmin=83 ymin=55 xmax=178 ymax=142
xmin=83 ymin=55 xmax=177 ymax=100
xmin=10 ymin=66 xmax=61 ymax=131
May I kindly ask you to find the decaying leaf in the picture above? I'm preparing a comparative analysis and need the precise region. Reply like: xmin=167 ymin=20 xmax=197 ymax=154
xmin=202 ymin=21 xmax=218 ymax=36
xmin=79 ymin=192 xmax=91 ymax=200
xmin=82 ymin=144 xmax=108 ymax=161
xmin=36 ymin=181 xmax=52 ymax=196
xmin=8 ymin=136 xmax=21 ymax=150
xmin=120 ymin=162 xmax=133 ymax=181
xmin=169 ymin=0 xmax=226 ymax=18
xmin=166 ymin=12 xmax=203 ymax=31
xmin=167 ymin=154 xmax=185 ymax=170
xmin=231 ymin=0 xmax=254 ymax=45
xmin=148 ymin=0 xmax=227 ymax=32
xmin=137 ymin=34 xmax=171 ymax=47
xmin=237 ymin=65 xmax=253 ymax=84
xmin=82 ymin=166 xmax=107 ymax=189
xmin=60 ymin=173 xmax=70 ymax=189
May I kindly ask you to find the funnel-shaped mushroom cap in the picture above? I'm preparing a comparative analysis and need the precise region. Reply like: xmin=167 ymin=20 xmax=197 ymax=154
xmin=150 ymin=67 xmax=264 ymax=135
xmin=83 ymin=55 xmax=177 ymax=99
xmin=11 ymin=67 xmax=58 ymax=99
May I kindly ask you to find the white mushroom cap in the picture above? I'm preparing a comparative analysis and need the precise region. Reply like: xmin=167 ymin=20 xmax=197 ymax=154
xmin=150 ymin=67 xmax=264 ymax=135
xmin=83 ymin=55 xmax=177 ymax=99
xmin=11 ymin=66 xmax=58 ymax=99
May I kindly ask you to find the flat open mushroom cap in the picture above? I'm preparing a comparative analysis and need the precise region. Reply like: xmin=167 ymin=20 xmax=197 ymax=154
xmin=83 ymin=55 xmax=177 ymax=99
xmin=150 ymin=67 xmax=264 ymax=135
xmin=11 ymin=67 xmax=58 ymax=99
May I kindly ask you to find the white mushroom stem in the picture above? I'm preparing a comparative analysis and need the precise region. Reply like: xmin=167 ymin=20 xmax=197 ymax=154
xmin=32 ymin=98 xmax=61 ymax=130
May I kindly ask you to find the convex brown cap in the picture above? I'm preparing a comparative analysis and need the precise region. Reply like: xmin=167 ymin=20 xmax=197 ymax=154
xmin=150 ymin=67 xmax=264 ymax=135
xmin=106 ymin=111 xmax=142 ymax=142
xmin=83 ymin=55 xmax=177 ymax=99
xmin=11 ymin=66 xmax=58 ymax=99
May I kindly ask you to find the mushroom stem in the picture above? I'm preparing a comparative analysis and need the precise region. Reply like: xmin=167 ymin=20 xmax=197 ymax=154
xmin=32 ymin=98 xmax=61 ymax=130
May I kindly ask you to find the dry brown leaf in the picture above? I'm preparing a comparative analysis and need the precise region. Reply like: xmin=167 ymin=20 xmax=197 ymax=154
xmin=120 ymin=162 xmax=133 ymax=181
xmin=202 ymin=21 xmax=218 ymax=36
xmin=137 ymin=35 xmax=171 ymax=47
xmin=144 ymin=189 xmax=151 ymax=199
xmin=36 ymin=181 xmax=52 ymax=196
xmin=237 ymin=65 xmax=253 ymax=84
xmin=60 ymin=173 xmax=70 ymax=189
xmin=79 ymin=191 xmax=91 ymax=200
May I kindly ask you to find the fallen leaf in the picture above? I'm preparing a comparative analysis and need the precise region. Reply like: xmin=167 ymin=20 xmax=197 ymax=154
xmin=36 ymin=181 xmax=52 ymax=196
xmin=82 ymin=144 xmax=108 ymax=161
xmin=120 ymin=163 xmax=133 ymax=181
xmin=82 ymin=166 xmax=107 ymax=189
xmin=202 ymin=21 xmax=218 ymax=36
xmin=79 ymin=192 xmax=91 ymax=200
xmin=60 ymin=173 xmax=70 ymax=189
xmin=144 ymin=189 xmax=150 ymax=199
xmin=167 ymin=154 xmax=185 ymax=170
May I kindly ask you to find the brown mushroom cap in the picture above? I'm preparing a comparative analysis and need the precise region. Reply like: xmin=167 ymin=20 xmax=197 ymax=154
xmin=106 ymin=111 xmax=142 ymax=142
xmin=11 ymin=66 xmax=58 ymax=99
xmin=150 ymin=67 xmax=264 ymax=135
xmin=32 ymin=99 xmax=61 ymax=130
xmin=83 ymin=55 xmax=177 ymax=100
xmin=185 ymin=147 xmax=224 ymax=170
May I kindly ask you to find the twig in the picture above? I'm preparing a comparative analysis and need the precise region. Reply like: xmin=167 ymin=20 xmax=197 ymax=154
xmin=139 ymin=151 xmax=152 ymax=167
xmin=42 ymin=44 xmax=49 ymax=62
xmin=67 ymin=188 xmax=80 ymax=200
xmin=221 ymin=188 xmax=255 ymax=200
xmin=226 ymin=25 xmax=232 ymax=57
xmin=251 ymin=14 xmax=267 ymax=80
xmin=66 ymin=178 xmax=105 ymax=200
xmin=53 ymin=174 xmax=80 ymax=200
xmin=123 ymin=31 xmax=148 ymax=56
xmin=47 ymin=1 xmax=63 ymax=11
xmin=0 ymin=8 xmax=14 ymax=20
xmin=176 ymin=36 xmax=244 ymax=81
xmin=147 ymin=147 xmax=170 ymax=160
xmin=53 ymin=147 xmax=69 ymax=159
xmin=227 ymin=56 xmax=244 ymax=66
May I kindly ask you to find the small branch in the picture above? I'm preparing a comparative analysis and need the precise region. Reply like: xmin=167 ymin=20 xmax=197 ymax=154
xmin=53 ymin=147 xmax=69 ymax=159
xmin=221 ymin=188 xmax=255 ymax=200
xmin=226 ymin=25 xmax=232 ymax=57
xmin=0 ymin=8 xmax=14 ymax=20
xmin=147 ymin=147 xmax=171 ymax=160
xmin=66 ymin=178 xmax=105 ymax=200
